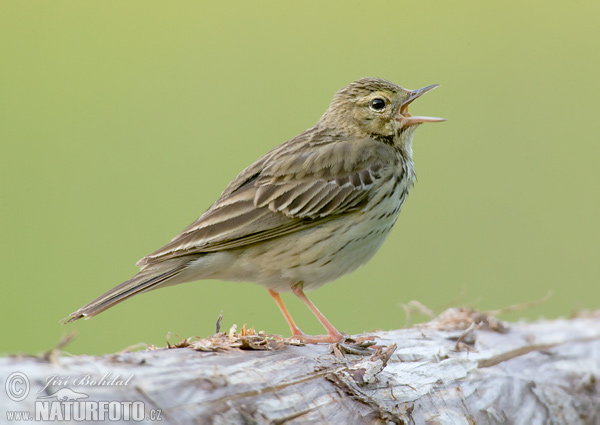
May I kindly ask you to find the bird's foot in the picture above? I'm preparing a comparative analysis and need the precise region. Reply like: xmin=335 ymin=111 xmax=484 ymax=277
xmin=287 ymin=332 xmax=346 ymax=344
xmin=348 ymin=335 xmax=376 ymax=343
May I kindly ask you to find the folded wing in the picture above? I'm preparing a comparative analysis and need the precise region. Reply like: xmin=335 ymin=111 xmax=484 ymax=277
xmin=137 ymin=133 xmax=393 ymax=267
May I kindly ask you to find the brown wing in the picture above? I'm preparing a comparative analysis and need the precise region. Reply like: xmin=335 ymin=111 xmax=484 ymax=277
xmin=137 ymin=128 xmax=393 ymax=267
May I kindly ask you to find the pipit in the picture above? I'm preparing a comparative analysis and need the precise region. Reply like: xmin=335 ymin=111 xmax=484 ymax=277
xmin=65 ymin=78 xmax=445 ymax=343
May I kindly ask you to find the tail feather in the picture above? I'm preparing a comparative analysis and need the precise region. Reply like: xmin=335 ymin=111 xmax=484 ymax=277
xmin=63 ymin=262 xmax=188 ymax=324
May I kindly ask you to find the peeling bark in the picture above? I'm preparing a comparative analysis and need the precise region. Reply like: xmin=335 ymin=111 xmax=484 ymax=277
xmin=2 ymin=312 xmax=600 ymax=424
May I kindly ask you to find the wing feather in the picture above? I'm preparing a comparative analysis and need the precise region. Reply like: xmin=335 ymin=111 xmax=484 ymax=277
xmin=137 ymin=129 xmax=396 ymax=267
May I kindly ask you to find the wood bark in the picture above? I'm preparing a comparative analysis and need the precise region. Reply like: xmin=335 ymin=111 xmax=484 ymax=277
xmin=2 ymin=310 xmax=600 ymax=424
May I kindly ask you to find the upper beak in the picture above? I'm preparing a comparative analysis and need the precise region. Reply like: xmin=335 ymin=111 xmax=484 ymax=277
xmin=397 ymin=84 xmax=446 ymax=126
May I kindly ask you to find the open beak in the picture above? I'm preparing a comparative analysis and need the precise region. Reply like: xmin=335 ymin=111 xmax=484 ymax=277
xmin=397 ymin=84 xmax=446 ymax=126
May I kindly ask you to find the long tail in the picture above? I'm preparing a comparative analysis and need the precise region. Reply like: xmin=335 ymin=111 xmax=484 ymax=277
xmin=63 ymin=260 xmax=190 ymax=323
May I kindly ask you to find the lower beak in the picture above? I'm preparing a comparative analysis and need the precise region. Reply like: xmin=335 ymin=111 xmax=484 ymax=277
xmin=397 ymin=84 xmax=446 ymax=126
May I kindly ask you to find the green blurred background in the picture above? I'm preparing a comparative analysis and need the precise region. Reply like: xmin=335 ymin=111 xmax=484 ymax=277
xmin=1 ymin=2 xmax=599 ymax=356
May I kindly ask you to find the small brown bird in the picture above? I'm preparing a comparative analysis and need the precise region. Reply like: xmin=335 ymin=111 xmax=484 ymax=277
xmin=65 ymin=78 xmax=445 ymax=343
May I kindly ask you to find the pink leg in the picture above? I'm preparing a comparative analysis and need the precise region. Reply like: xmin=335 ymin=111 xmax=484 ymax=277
xmin=268 ymin=289 xmax=304 ymax=336
xmin=290 ymin=283 xmax=345 ymax=343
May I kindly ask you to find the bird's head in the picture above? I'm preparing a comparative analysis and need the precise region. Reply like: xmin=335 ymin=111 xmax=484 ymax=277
xmin=321 ymin=77 xmax=445 ymax=150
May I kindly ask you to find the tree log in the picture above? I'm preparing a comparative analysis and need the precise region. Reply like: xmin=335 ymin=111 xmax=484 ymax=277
xmin=2 ymin=310 xmax=600 ymax=424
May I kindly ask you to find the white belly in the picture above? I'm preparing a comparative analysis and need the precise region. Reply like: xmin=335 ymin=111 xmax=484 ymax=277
xmin=188 ymin=174 xmax=411 ymax=293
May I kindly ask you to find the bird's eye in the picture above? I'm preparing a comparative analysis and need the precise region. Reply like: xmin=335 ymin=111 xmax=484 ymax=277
xmin=369 ymin=98 xmax=386 ymax=112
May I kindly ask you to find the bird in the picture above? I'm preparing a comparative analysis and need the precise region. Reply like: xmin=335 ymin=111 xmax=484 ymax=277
xmin=64 ymin=78 xmax=445 ymax=343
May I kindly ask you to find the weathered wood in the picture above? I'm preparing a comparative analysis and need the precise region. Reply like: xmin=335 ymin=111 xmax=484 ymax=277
xmin=2 ymin=311 xmax=600 ymax=424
